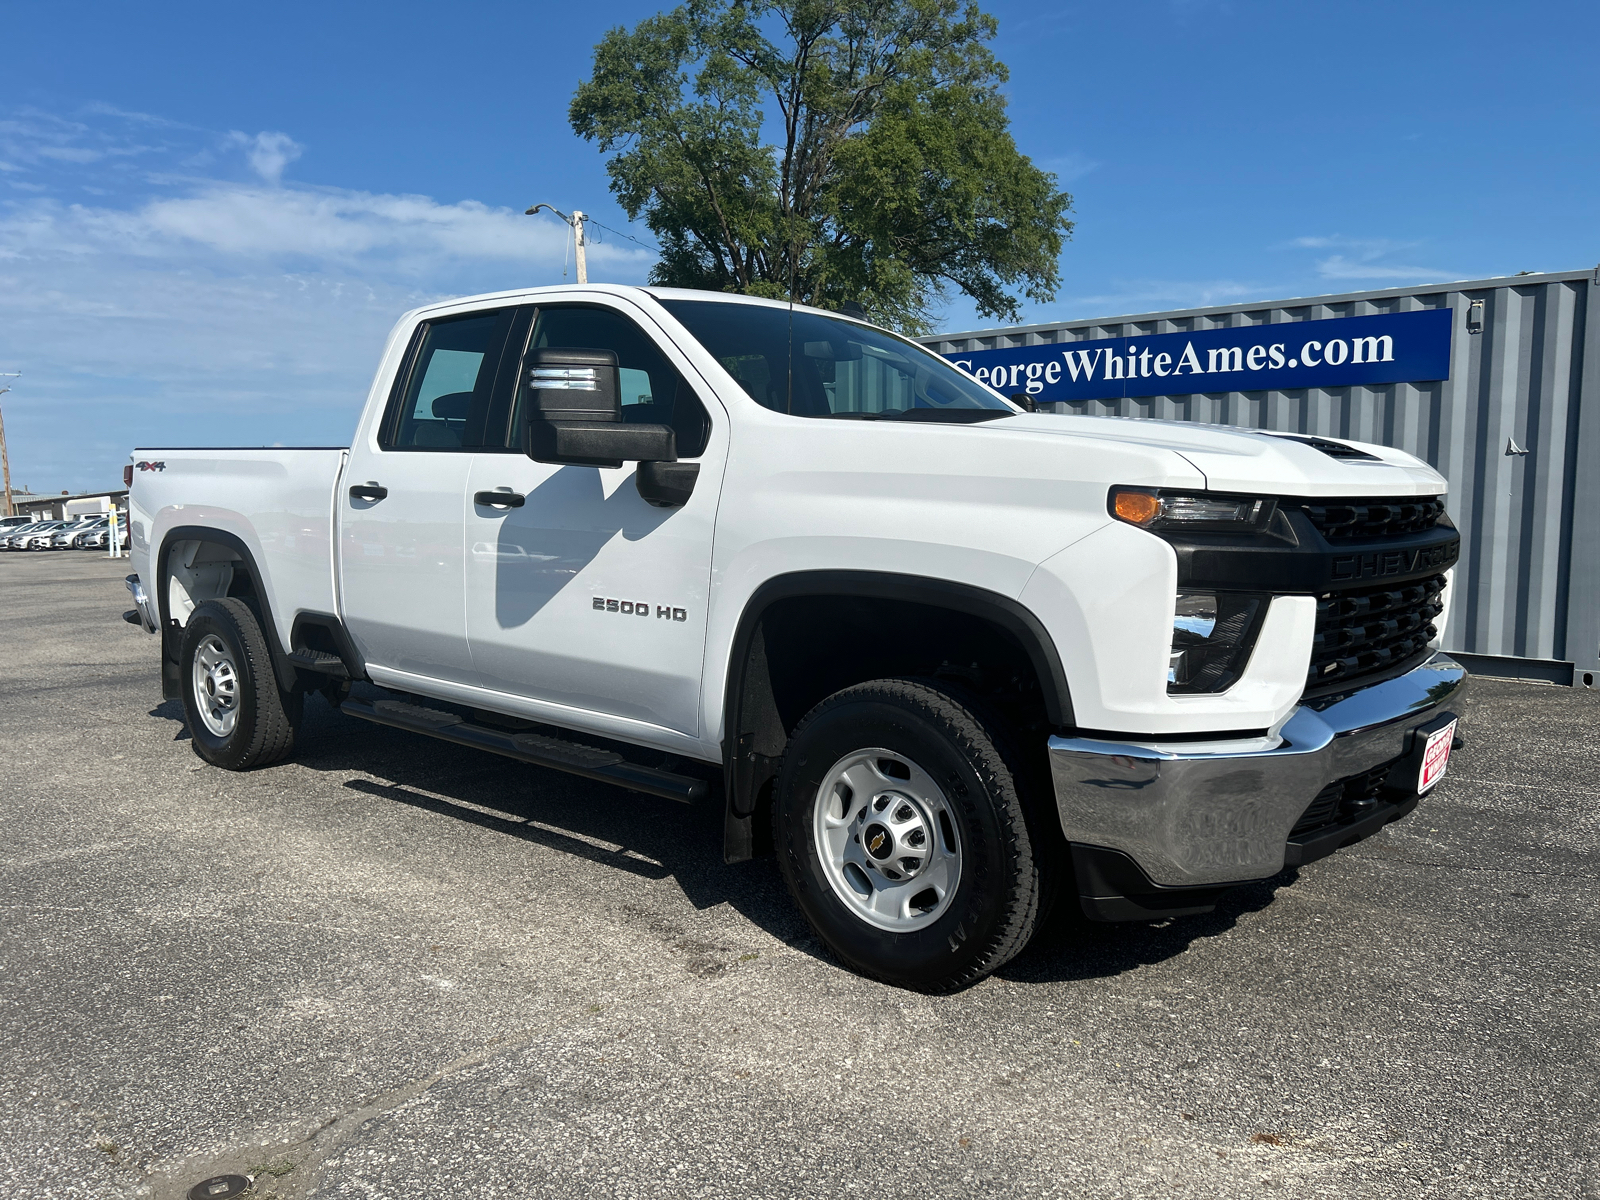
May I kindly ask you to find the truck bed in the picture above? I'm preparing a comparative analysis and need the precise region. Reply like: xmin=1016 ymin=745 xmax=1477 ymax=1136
xmin=129 ymin=447 xmax=348 ymax=653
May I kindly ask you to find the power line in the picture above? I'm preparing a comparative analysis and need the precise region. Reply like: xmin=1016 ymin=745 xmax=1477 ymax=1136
xmin=524 ymin=204 xmax=659 ymax=284
xmin=585 ymin=218 xmax=658 ymax=253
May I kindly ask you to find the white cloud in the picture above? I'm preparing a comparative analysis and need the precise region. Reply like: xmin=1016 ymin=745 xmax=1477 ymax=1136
xmin=226 ymin=130 xmax=303 ymax=185
xmin=1313 ymin=254 xmax=1459 ymax=282
xmin=1059 ymin=277 xmax=1267 ymax=316
xmin=1039 ymin=152 xmax=1100 ymax=184
xmin=12 ymin=182 xmax=599 ymax=267
xmin=1286 ymin=234 xmax=1458 ymax=283
xmin=0 ymin=105 xmax=655 ymax=492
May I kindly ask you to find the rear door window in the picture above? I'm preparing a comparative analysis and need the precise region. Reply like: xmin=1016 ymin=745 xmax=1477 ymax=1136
xmin=384 ymin=308 xmax=518 ymax=450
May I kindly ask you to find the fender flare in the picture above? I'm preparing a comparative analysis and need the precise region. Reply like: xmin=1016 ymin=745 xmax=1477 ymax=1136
xmin=718 ymin=569 xmax=1075 ymax=861
xmin=154 ymin=525 xmax=291 ymax=697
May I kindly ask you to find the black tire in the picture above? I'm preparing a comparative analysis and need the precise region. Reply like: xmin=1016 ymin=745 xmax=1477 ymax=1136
xmin=179 ymin=597 xmax=299 ymax=770
xmin=773 ymin=678 xmax=1047 ymax=992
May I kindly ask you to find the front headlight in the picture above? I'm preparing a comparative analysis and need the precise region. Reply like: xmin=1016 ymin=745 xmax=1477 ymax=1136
xmin=1110 ymin=487 xmax=1276 ymax=532
xmin=1167 ymin=591 xmax=1266 ymax=693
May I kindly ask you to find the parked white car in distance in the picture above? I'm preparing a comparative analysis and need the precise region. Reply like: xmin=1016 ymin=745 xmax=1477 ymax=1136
xmin=11 ymin=521 xmax=68 ymax=550
xmin=51 ymin=517 xmax=104 ymax=548
xmin=0 ymin=521 xmax=47 ymax=548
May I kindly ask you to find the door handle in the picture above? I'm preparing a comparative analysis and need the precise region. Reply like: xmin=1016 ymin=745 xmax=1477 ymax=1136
xmin=474 ymin=490 xmax=526 ymax=509
xmin=349 ymin=482 xmax=388 ymax=502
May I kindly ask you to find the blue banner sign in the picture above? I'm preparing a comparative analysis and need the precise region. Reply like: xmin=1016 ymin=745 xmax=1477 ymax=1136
xmin=944 ymin=307 xmax=1453 ymax=401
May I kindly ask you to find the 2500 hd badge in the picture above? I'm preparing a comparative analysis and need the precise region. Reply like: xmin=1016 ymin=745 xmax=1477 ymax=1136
xmin=594 ymin=596 xmax=688 ymax=621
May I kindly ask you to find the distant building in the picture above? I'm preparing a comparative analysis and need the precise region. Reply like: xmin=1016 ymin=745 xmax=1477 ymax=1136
xmin=12 ymin=489 xmax=129 ymax=521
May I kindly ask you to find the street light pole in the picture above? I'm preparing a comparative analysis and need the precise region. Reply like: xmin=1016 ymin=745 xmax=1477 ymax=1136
xmin=0 ymin=372 xmax=18 ymax=519
xmin=524 ymin=204 xmax=589 ymax=284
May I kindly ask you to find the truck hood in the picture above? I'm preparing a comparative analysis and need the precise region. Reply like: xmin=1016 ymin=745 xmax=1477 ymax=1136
xmin=990 ymin=414 xmax=1447 ymax=498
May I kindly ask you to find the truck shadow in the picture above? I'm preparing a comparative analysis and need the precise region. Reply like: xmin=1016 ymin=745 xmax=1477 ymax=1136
xmin=267 ymin=693 xmax=1305 ymax=989
xmin=285 ymin=691 xmax=814 ymax=951
xmin=148 ymin=698 xmax=190 ymax=740
xmin=996 ymin=870 xmax=1300 ymax=985
xmin=482 ymin=464 xmax=676 ymax=628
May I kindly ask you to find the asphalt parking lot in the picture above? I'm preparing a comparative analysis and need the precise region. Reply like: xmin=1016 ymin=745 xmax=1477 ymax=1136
xmin=1 ymin=553 xmax=1595 ymax=1200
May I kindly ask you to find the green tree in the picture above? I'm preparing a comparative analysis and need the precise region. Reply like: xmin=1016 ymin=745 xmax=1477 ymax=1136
xmin=569 ymin=0 xmax=1073 ymax=333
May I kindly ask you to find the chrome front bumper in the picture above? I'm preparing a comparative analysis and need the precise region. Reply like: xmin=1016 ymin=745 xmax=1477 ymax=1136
xmin=1049 ymin=652 xmax=1467 ymax=890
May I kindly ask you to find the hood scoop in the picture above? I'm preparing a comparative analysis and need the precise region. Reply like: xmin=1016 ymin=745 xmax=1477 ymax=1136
xmin=1262 ymin=433 xmax=1381 ymax=461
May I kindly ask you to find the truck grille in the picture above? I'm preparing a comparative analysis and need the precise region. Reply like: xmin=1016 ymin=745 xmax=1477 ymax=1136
xmin=1308 ymin=575 xmax=1447 ymax=689
xmin=1300 ymin=496 xmax=1446 ymax=539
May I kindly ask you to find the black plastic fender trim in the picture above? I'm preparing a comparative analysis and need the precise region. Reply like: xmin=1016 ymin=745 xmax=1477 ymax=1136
xmin=719 ymin=569 xmax=1076 ymax=863
xmin=1071 ymin=844 xmax=1251 ymax=922
xmin=289 ymin=610 xmax=368 ymax=681
xmin=155 ymin=526 xmax=293 ymax=699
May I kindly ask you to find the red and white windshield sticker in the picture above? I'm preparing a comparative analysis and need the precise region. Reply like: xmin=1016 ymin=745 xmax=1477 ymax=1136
xmin=1418 ymin=720 xmax=1457 ymax=794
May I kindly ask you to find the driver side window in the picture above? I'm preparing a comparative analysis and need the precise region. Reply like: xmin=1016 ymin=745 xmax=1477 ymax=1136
xmin=506 ymin=305 xmax=711 ymax=457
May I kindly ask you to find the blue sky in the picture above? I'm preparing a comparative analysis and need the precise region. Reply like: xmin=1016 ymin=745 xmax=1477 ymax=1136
xmin=3 ymin=0 xmax=1596 ymax=492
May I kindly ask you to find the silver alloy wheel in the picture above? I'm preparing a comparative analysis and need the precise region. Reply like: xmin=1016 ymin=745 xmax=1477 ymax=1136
xmin=192 ymin=634 xmax=241 ymax=737
xmin=812 ymin=748 xmax=961 ymax=932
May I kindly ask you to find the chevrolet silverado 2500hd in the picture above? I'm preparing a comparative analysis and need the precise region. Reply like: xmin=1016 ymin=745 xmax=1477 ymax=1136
xmin=125 ymin=285 xmax=1466 ymax=991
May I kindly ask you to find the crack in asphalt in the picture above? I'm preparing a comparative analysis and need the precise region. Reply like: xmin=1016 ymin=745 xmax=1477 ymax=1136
xmin=145 ymin=1027 xmax=549 ymax=1200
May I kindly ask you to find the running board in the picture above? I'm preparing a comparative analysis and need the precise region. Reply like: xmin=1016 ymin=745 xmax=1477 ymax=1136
xmin=285 ymin=648 xmax=350 ymax=678
xmin=339 ymin=697 xmax=707 ymax=804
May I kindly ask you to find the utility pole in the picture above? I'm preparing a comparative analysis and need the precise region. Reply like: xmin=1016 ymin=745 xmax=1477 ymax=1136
xmin=572 ymin=211 xmax=587 ymax=285
xmin=524 ymin=204 xmax=588 ymax=284
xmin=0 ymin=373 xmax=18 ymax=518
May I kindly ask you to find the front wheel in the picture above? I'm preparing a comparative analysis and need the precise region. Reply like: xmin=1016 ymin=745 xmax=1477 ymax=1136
xmin=774 ymin=679 xmax=1048 ymax=992
xmin=179 ymin=597 xmax=300 ymax=770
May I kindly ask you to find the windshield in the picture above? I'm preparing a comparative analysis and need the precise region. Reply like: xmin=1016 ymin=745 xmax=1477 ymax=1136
xmin=658 ymin=298 xmax=1014 ymax=423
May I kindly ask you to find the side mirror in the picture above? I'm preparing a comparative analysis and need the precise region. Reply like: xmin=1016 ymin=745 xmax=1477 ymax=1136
xmin=636 ymin=461 xmax=700 ymax=508
xmin=522 ymin=347 xmax=678 ymax=468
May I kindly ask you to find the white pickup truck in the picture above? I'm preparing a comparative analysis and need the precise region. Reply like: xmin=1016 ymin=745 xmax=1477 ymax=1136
xmin=125 ymin=284 xmax=1466 ymax=990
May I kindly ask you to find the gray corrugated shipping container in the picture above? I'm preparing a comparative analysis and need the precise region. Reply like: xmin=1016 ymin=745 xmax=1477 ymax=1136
xmin=923 ymin=268 xmax=1600 ymax=688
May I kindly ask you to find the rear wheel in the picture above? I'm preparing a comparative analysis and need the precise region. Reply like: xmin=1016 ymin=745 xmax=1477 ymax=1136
xmin=179 ymin=597 xmax=299 ymax=770
xmin=774 ymin=679 xmax=1048 ymax=992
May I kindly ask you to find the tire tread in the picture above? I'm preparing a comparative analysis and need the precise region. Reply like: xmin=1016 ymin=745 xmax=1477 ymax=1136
xmin=185 ymin=597 xmax=296 ymax=769
xmin=777 ymin=677 xmax=1042 ymax=992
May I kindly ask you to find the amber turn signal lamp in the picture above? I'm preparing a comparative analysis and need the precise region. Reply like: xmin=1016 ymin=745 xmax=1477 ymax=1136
xmin=1111 ymin=489 xmax=1161 ymax=526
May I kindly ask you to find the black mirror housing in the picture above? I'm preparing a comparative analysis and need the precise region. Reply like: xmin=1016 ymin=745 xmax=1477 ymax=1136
xmin=522 ymin=346 xmax=679 ymax=467
xmin=525 ymin=347 xmax=619 ymax=422
xmin=636 ymin=460 xmax=700 ymax=507
xmin=526 ymin=422 xmax=677 ymax=469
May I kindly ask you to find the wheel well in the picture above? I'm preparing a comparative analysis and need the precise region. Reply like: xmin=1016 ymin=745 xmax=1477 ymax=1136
xmin=156 ymin=530 xmax=281 ymax=699
xmin=724 ymin=584 xmax=1066 ymax=861
xmin=760 ymin=594 xmax=1049 ymax=738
